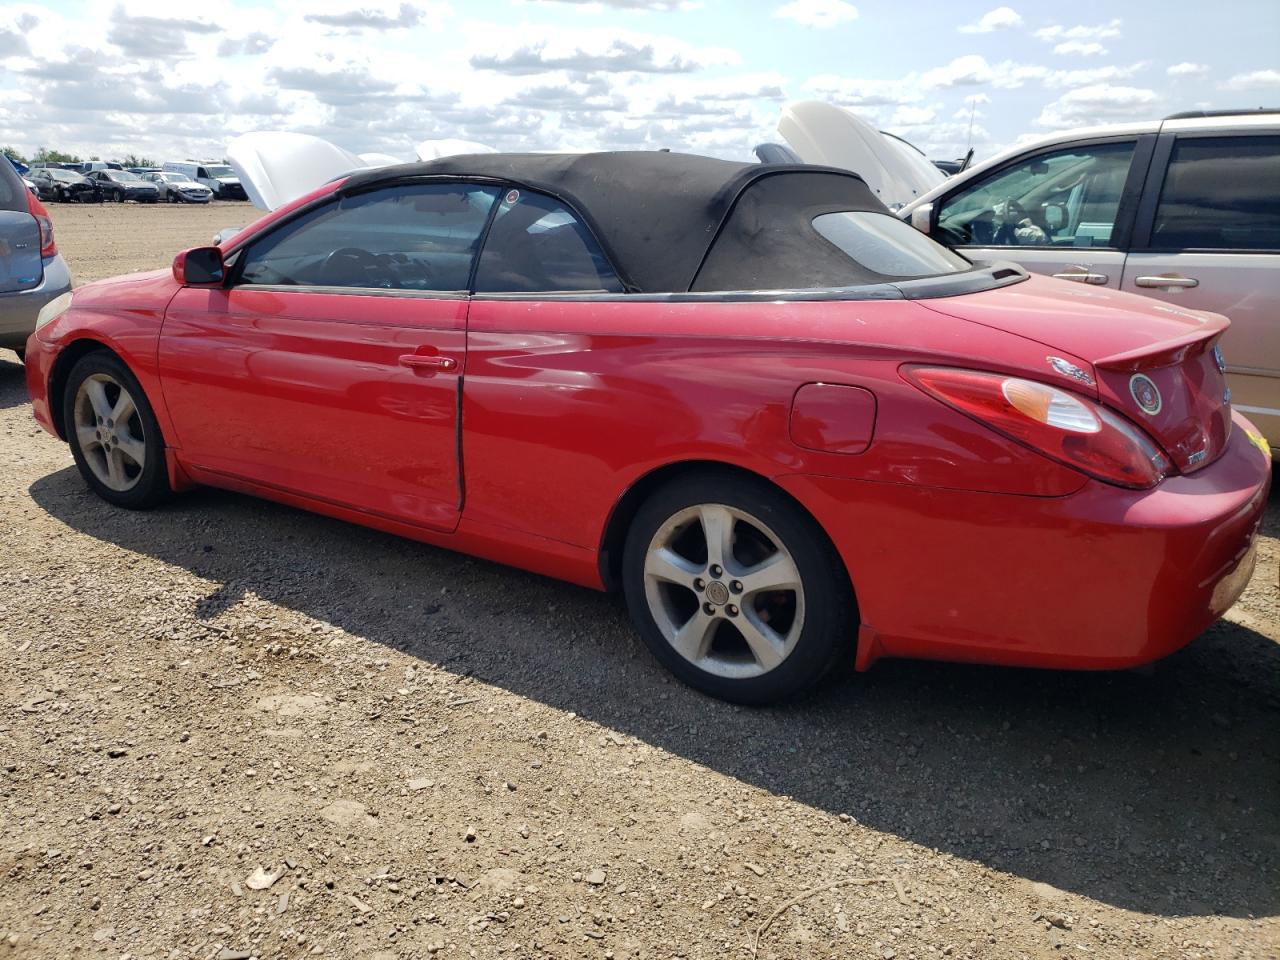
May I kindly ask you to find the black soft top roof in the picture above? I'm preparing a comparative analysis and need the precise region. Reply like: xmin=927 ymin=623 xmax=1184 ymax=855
xmin=339 ymin=151 xmax=888 ymax=293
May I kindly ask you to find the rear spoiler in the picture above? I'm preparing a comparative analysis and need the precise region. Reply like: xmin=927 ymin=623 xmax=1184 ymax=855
xmin=1093 ymin=314 xmax=1229 ymax=371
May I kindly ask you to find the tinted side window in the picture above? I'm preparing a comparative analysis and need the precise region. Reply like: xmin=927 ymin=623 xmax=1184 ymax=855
xmin=936 ymin=141 xmax=1135 ymax=248
xmin=238 ymin=183 xmax=500 ymax=291
xmin=0 ymin=156 xmax=25 ymax=211
xmin=473 ymin=190 xmax=624 ymax=293
xmin=1150 ymin=136 xmax=1280 ymax=251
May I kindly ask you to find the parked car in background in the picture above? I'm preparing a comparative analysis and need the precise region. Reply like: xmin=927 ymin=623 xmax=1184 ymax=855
xmin=141 ymin=171 xmax=213 ymax=203
xmin=28 ymin=167 xmax=103 ymax=203
xmin=86 ymin=169 xmax=161 ymax=203
xmin=900 ymin=109 xmax=1280 ymax=452
xmin=162 ymin=161 xmax=247 ymax=200
xmin=22 ymin=151 xmax=1271 ymax=703
xmin=1 ymin=155 xmax=71 ymax=360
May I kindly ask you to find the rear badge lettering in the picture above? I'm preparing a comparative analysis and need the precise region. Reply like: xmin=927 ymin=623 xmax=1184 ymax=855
xmin=1129 ymin=374 xmax=1162 ymax=416
xmin=1212 ymin=345 xmax=1227 ymax=373
xmin=1047 ymin=356 xmax=1095 ymax=387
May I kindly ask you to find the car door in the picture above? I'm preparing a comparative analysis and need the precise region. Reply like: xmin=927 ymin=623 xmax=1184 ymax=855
xmin=1121 ymin=130 xmax=1280 ymax=449
xmin=928 ymin=136 xmax=1153 ymax=289
xmin=158 ymin=180 xmax=502 ymax=532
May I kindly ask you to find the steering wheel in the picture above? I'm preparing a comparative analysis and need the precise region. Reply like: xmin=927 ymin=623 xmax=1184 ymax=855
xmin=994 ymin=196 xmax=1031 ymax=245
xmin=322 ymin=247 xmax=384 ymax=285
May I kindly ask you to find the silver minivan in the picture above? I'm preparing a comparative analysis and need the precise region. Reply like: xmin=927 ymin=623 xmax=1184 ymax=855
xmin=900 ymin=110 xmax=1280 ymax=452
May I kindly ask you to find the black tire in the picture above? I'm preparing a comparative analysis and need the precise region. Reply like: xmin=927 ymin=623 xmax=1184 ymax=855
xmin=622 ymin=469 xmax=855 ymax=704
xmin=62 ymin=351 xmax=170 ymax=510
xmin=114 ymin=189 xmax=124 ymax=202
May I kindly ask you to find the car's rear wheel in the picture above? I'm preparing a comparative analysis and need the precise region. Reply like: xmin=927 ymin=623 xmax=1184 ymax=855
xmin=63 ymin=352 xmax=170 ymax=509
xmin=622 ymin=471 xmax=854 ymax=704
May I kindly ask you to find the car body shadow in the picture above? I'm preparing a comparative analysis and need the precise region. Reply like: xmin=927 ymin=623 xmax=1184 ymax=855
xmin=0 ymin=352 xmax=30 ymax=409
xmin=27 ymin=465 xmax=1280 ymax=920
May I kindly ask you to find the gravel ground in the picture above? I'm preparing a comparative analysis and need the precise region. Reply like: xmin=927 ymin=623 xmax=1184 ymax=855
xmin=1 ymin=203 xmax=1278 ymax=960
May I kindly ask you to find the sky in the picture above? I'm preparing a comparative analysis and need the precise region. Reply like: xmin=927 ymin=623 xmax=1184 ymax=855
xmin=0 ymin=0 xmax=1277 ymax=166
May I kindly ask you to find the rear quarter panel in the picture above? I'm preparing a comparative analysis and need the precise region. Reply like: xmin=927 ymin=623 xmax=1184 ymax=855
xmin=462 ymin=295 xmax=1090 ymax=556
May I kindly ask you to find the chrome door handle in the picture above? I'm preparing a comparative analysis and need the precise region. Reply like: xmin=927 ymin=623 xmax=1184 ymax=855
xmin=1052 ymin=271 xmax=1109 ymax=285
xmin=399 ymin=354 xmax=458 ymax=371
xmin=1134 ymin=275 xmax=1199 ymax=289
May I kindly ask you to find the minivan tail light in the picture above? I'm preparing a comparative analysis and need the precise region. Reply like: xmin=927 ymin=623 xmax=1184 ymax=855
xmin=904 ymin=366 xmax=1171 ymax=489
xmin=26 ymin=191 xmax=56 ymax=257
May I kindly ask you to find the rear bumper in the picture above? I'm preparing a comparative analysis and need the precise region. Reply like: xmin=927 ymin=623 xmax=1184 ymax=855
xmin=779 ymin=412 xmax=1271 ymax=671
xmin=0 ymin=255 xmax=72 ymax=349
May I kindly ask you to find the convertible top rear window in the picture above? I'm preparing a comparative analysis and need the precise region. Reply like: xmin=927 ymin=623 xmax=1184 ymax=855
xmin=692 ymin=171 xmax=971 ymax=291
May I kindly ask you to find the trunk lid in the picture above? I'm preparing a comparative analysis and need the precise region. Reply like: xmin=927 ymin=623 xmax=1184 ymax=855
xmin=0 ymin=210 xmax=43 ymax=294
xmin=920 ymin=274 xmax=1233 ymax=473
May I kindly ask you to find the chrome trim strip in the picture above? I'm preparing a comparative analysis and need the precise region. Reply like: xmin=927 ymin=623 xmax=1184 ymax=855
xmin=1233 ymin=403 xmax=1280 ymax=417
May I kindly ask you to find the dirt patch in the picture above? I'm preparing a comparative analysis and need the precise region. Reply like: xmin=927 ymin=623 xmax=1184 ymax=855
xmin=0 ymin=205 xmax=1277 ymax=957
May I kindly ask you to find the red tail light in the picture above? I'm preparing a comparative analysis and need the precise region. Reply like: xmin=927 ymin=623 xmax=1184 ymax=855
xmin=26 ymin=191 xmax=56 ymax=257
xmin=904 ymin=366 xmax=1171 ymax=489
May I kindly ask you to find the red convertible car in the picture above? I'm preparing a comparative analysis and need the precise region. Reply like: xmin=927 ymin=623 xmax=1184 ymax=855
xmin=24 ymin=152 xmax=1271 ymax=703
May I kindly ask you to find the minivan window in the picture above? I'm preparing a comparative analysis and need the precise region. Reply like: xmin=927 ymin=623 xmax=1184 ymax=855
xmin=237 ymin=183 xmax=500 ymax=290
xmin=1150 ymin=135 xmax=1280 ymax=251
xmin=936 ymin=141 xmax=1135 ymax=248
xmin=473 ymin=190 xmax=624 ymax=293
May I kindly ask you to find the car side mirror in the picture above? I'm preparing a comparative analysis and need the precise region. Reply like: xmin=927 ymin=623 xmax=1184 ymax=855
xmin=909 ymin=201 xmax=934 ymax=234
xmin=172 ymin=246 xmax=225 ymax=285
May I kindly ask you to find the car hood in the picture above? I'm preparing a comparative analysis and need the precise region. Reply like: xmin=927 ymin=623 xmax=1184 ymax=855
xmin=778 ymin=100 xmax=945 ymax=210
xmin=228 ymin=131 xmax=368 ymax=211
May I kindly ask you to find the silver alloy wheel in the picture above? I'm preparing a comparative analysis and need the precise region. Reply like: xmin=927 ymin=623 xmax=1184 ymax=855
xmin=73 ymin=373 xmax=146 ymax=492
xmin=643 ymin=503 xmax=805 ymax=679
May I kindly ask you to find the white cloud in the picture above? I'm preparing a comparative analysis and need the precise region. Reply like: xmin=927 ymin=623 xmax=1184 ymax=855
xmin=804 ymin=73 xmax=922 ymax=106
xmin=1035 ymin=84 xmax=1158 ymax=129
xmin=470 ymin=29 xmax=739 ymax=74
xmin=890 ymin=105 xmax=937 ymax=125
xmin=517 ymin=0 xmax=700 ymax=10
xmin=772 ymin=0 xmax=858 ymax=28
xmin=1167 ymin=62 xmax=1209 ymax=78
xmin=919 ymin=54 xmax=993 ymax=88
xmin=1052 ymin=40 xmax=1106 ymax=57
xmin=1034 ymin=18 xmax=1122 ymax=42
xmin=958 ymin=7 xmax=1022 ymax=34
xmin=1221 ymin=69 xmax=1280 ymax=90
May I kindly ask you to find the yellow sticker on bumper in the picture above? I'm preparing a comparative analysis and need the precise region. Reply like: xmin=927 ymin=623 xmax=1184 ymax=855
xmin=1245 ymin=428 xmax=1271 ymax=459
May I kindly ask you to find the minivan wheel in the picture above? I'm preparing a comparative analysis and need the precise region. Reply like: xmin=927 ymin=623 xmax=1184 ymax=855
xmin=63 ymin=352 xmax=170 ymax=509
xmin=622 ymin=471 xmax=854 ymax=704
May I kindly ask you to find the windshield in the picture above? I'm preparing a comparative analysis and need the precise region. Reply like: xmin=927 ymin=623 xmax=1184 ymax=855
xmin=50 ymin=169 xmax=79 ymax=182
xmin=114 ymin=171 xmax=142 ymax=181
xmin=205 ymin=165 xmax=234 ymax=178
xmin=167 ymin=173 xmax=194 ymax=182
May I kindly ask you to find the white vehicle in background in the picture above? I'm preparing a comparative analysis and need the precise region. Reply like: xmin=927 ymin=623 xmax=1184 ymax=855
xmin=162 ymin=160 xmax=247 ymax=200
xmin=775 ymin=101 xmax=947 ymax=210
xmin=141 ymin=171 xmax=213 ymax=204
xmin=898 ymin=108 xmax=1280 ymax=453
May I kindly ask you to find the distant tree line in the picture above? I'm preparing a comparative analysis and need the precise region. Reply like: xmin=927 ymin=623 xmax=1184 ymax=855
xmin=1 ymin=146 xmax=160 ymax=167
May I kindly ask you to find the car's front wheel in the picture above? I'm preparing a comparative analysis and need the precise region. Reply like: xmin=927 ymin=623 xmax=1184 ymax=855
xmin=622 ymin=470 xmax=854 ymax=704
xmin=63 ymin=352 xmax=170 ymax=509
